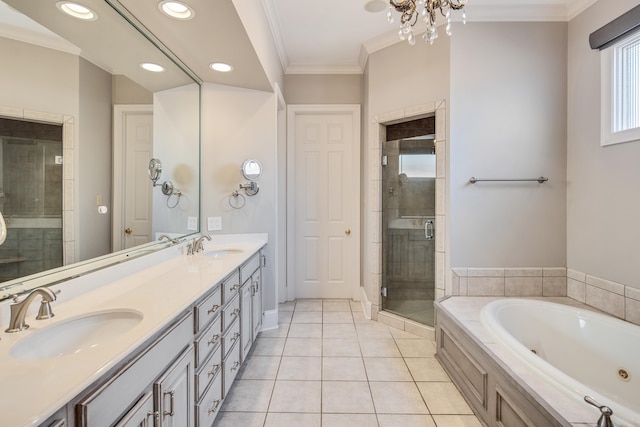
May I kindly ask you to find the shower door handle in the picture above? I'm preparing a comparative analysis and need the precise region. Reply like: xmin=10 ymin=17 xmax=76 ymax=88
xmin=425 ymin=220 xmax=434 ymax=240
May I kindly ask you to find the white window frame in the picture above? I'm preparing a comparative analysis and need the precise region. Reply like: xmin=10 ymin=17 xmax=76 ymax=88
xmin=601 ymin=31 xmax=640 ymax=146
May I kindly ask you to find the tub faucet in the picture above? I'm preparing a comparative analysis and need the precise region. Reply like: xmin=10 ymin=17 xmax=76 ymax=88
xmin=5 ymin=287 xmax=57 ymax=333
xmin=584 ymin=396 xmax=615 ymax=427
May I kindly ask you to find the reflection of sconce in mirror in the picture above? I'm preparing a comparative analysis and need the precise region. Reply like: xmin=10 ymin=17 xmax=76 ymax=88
xmin=239 ymin=159 xmax=262 ymax=196
xmin=148 ymin=158 xmax=182 ymax=208
xmin=0 ymin=210 xmax=6 ymax=246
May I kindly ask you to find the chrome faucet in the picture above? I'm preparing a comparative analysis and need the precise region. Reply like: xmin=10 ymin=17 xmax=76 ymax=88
xmin=585 ymin=396 xmax=615 ymax=427
xmin=192 ymin=234 xmax=212 ymax=253
xmin=5 ymin=287 xmax=57 ymax=333
xmin=159 ymin=234 xmax=178 ymax=244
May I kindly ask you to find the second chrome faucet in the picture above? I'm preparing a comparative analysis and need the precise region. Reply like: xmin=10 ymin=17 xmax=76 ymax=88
xmin=5 ymin=287 xmax=57 ymax=333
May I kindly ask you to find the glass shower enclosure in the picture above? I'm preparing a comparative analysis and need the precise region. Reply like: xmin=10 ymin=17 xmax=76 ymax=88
xmin=381 ymin=134 xmax=436 ymax=326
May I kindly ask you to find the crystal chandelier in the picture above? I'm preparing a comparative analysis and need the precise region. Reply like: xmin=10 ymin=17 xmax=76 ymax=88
xmin=387 ymin=0 xmax=467 ymax=45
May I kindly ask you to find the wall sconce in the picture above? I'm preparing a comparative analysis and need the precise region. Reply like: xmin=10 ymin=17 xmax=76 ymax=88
xmin=148 ymin=158 xmax=182 ymax=208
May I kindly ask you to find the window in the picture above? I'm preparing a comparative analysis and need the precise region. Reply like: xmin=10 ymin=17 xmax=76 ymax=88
xmin=601 ymin=31 xmax=640 ymax=146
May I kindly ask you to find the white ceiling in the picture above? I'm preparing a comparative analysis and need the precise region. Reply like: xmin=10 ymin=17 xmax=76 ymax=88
xmin=265 ymin=0 xmax=598 ymax=74
xmin=1 ymin=0 xmax=599 ymax=89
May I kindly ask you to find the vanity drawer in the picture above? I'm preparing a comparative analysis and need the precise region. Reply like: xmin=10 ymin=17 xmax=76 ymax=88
xmin=195 ymin=344 xmax=222 ymax=401
xmin=194 ymin=285 xmax=222 ymax=333
xmin=222 ymin=271 xmax=240 ymax=305
xmin=194 ymin=315 xmax=222 ymax=369
xmin=223 ymin=340 xmax=242 ymax=397
xmin=240 ymin=252 xmax=260 ymax=284
xmin=195 ymin=366 xmax=223 ymax=427
xmin=222 ymin=317 xmax=241 ymax=358
xmin=222 ymin=294 xmax=240 ymax=331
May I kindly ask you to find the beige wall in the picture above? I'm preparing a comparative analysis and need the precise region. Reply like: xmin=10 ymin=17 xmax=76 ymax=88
xmin=0 ymin=37 xmax=78 ymax=117
xmin=284 ymin=74 xmax=362 ymax=104
xmin=449 ymin=22 xmax=568 ymax=268
xmin=78 ymin=58 xmax=112 ymax=260
xmin=567 ymin=0 xmax=640 ymax=289
xmin=362 ymin=38 xmax=450 ymax=308
xmin=152 ymin=84 xmax=201 ymax=237
xmin=201 ymin=83 xmax=278 ymax=311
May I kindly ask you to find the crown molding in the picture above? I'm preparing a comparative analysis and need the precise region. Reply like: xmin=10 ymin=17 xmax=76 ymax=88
xmin=566 ymin=0 xmax=598 ymax=20
xmin=261 ymin=0 xmax=290 ymax=74
xmin=0 ymin=26 xmax=80 ymax=55
xmin=285 ymin=64 xmax=363 ymax=75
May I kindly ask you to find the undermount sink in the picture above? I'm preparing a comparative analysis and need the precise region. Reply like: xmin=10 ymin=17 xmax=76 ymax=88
xmin=10 ymin=309 xmax=143 ymax=361
xmin=203 ymin=249 xmax=243 ymax=259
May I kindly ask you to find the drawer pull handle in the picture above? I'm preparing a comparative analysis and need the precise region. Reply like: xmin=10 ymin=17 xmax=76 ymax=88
xmin=231 ymin=332 xmax=240 ymax=342
xmin=207 ymin=334 xmax=220 ymax=346
xmin=163 ymin=390 xmax=175 ymax=417
xmin=208 ymin=400 xmax=221 ymax=415
xmin=231 ymin=308 xmax=240 ymax=317
xmin=207 ymin=304 xmax=220 ymax=315
xmin=229 ymin=284 xmax=239 ymax=292
xmin=230 ymin=360 xmax=240 ymax=371
xmin=208 ymin=364 xmax=221 ymax=377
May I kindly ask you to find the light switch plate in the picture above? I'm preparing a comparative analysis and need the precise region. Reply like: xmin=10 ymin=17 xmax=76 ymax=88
xmin=208 ymin=216 xmax=222 ymax=231
xmin=187 ymin=216 xmax=198 ymax=231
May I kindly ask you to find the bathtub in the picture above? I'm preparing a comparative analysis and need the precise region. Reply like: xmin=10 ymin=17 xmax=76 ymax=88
xmin=480 ymin=299 xmax=640 ymax=427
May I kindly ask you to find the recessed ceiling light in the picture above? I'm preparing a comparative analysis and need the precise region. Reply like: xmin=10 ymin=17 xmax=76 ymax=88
xmin=364 ymin=0 xmax=387 ymax=13
xmin=140 ymin=63 xmax=165 ymax=72
xmin=158 ymin=1 xmax=194 ymax=20
xmin=210 ymin=62 xmax=233 ymax=73
xmin=56 ymin=1 xmax=98 ymax=20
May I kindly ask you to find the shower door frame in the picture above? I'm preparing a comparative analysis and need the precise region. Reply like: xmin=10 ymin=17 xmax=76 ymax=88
xmin=0 ymin=106 xmax=76 ymax=267
xmin=365 ymin=100 xmax=448 ymax=326
xmin=381 ymin=136 xmax=437 ymax=325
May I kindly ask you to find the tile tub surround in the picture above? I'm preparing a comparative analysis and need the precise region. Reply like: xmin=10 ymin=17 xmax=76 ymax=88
xmin=452 ymin=267 xmax=640 ymax=327
xmin=435 ymin=296 xmax=628 ymax=426
xmin=0 ymin=234 xmax=267 ymax=427
xmin=215 ymin=299 xmax=482 ymax=427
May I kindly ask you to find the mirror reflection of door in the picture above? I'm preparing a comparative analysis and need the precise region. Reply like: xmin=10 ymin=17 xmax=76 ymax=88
xmin=113 ymin=106 xmax=153 ymax=250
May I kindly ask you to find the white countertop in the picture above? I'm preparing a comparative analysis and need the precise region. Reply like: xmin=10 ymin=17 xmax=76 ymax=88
xmin=0 ymin=233 xmax=267 ymax=427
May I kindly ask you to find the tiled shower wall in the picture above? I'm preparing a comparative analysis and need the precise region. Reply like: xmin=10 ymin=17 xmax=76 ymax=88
xmin=450 ymin=267 xmax=640 ymax=327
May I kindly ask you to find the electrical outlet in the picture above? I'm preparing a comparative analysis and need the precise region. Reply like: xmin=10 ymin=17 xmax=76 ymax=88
xmin=187 ymin=216 xmax=198 ymax=231
xmin=208 ymin=216 xmax=222 ymax=231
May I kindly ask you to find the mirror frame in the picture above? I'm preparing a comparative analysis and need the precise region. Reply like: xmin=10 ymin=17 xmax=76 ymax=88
xmin=241 ymin=159 xmax=263 ymax=181
xmin=0 ymin=0 xmax=203 ymax=300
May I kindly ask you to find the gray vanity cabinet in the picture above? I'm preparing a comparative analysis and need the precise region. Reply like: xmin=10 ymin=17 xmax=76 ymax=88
xmin=251 ymin=264 xmax=263 ymax=338
xmin=240 ymin=279 xmax=253 ymax=360
xmin=114 ymin=392 xmax=155 ymax=427
xmin=75 ymin=312 xmax=194 ymax=427
xmin=239 ymin=252 xmax=263 ymax=361
xmin=154 ymin=346 xmax=194 ymax=427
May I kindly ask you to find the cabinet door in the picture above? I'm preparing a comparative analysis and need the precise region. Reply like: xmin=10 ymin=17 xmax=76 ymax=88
xmin=240 ymin=281 xmax=253 ymax=360
xmin=115 ymin=392 xmax=156 ymax=427
xmin=252 ymin=269 xmax=262 ymax=338
xmin=154 ymin=346 xmax=194 ymax=427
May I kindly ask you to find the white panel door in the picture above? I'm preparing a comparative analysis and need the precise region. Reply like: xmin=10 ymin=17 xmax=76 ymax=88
xmin=113 ymin=105 xmax=153 ymax=251
xmin=289 ymin=106 xmax=360 ymax=299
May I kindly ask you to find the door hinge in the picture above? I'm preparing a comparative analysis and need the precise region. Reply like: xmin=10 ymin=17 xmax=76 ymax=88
xmin=381 ymin=287 xmax=388 ymax=297
xmin=381 ymin=155 xmax=388 ymax=166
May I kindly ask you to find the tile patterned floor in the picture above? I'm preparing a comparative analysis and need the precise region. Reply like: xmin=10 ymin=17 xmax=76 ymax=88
xmin=214 ymin=299 xmax=482 ymax=427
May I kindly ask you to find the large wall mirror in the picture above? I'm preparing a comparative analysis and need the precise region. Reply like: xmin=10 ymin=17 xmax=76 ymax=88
xmin=0 ymin=0 xmax=201 ymax=300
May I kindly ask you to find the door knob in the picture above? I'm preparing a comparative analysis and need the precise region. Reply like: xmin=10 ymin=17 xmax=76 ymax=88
xmin=125 ymin=227 xmax=132 ymax=235
xmin=345 ymin=229 xmax=351 ymax=236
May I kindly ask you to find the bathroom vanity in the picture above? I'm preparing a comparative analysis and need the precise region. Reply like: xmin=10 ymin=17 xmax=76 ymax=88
xmin=0 ymin=234 xmax=267 ymax=427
